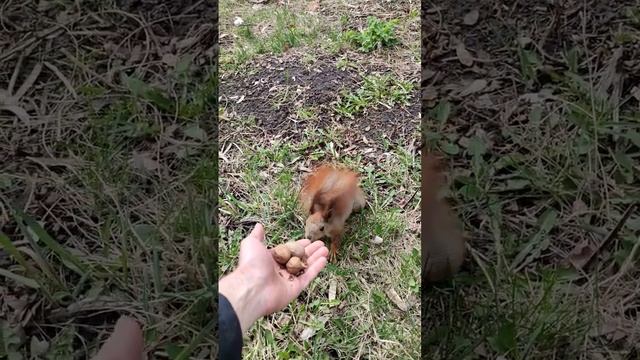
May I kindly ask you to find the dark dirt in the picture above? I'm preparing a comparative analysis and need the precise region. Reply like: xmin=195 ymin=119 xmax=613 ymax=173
xmin=219 ymin=53 xmax=420 ymax=142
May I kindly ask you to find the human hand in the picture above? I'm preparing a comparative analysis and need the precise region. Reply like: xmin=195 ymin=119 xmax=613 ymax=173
xmin=92 ymin=316 xmax=143 ymax=360
xmin=219 ymin=223 xmax=329 ymax=332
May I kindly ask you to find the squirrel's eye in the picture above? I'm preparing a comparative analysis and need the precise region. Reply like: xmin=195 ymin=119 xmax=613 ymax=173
xmin=319 ymin=226 xmax=324 ymax=231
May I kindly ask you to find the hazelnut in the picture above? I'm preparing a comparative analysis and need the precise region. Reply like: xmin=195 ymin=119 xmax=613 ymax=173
xmin=286 ymin=256 xmax=307 ymax=275
xmin=272 ymin=244 xmax=292 ymax=265
xmin=285 ymin=241 xmax=306 ymax=260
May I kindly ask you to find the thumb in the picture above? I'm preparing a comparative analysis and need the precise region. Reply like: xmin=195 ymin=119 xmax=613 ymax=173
xmin=93 ymin=316 xmax=144 ymax=360
xmin=245 ymin=223 xmax=265 ymax=244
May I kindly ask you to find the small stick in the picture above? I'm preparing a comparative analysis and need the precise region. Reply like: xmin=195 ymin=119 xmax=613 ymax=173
xmin=583 ymin=203 xmax=637 ymax=270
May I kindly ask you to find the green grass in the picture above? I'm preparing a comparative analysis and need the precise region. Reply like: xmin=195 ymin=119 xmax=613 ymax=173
xmin=335 ymin=74 xmax=414 ymax=119
xmin=219 ymin=133 xmax=421 ymax=359
xmin=0 ymin=39 xmax=217 ymax=358
xmin=423 ymin=37 xmax=640 ymax=358
xmin=342 ymin=17 xmax=400 ymax=52
xmin=220 ymin=6 xmax=323 ymax=71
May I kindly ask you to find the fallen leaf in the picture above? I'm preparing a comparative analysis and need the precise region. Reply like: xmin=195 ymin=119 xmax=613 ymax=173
xmin=572 ymin=199 xmax=588 ymax=215
xmin=131 ymin=152 xmax=161 ymax=172
xmin=14 ymin=62 xmax=43 ymax=101
xmin=456 ymin=42 xmax=473 ymax=66
xmin=589 ymin=315 xmax=621 ymax=337
xmin=631 ymin=86 xmax=640 ymax=101
xmin=0 ymin=105 xmax=30 ymax=122
xmin=27 ymin=156 xmax=85 ymax=169
xmin=43 ymin=61 xmax=77 ymax=99
xmin=422 ymin=86 xmax=438 ymax=101
xmin=511 ymin=209 xmax=558 ymax=271
xmin=30 ymin=337 xmax=49 ymax=356
xmin=566 ymin=240 xmax=595 ymax=270
xmin=459 ymin=79 xmax=487 ymax=96
xmin=126 ymin=45 xmax=143 ymax=66
xmin=306 ymin=0 xmax=320 ymax=12
xmin=176 ymin=37 xmax=199 ymax=49
xmin=473 ymin=94 xmax=494 ymax=108
xmin=300 ymin=327 xmax=315 ymax=341
xmin=183 ymin=125 xmax=207 ymax=141
xmin=385 ymin=288 xmax=407 ymax=311
xmin=463 ymin=9 xmax=479 ymax=25
xmin=328 ymin=278 xmax=337 ymax=301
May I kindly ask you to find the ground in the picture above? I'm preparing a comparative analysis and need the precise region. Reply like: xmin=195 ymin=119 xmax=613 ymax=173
xmin=422 ymin=0 xmax=640 ymax=359
xmin=218 ymin=0 xmax=420 ymax=359
xmin=0 ymin=0 xmax=216 ymax=358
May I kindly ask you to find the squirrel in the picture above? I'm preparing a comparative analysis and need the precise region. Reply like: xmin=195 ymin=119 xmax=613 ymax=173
xmin=298 ymin=164 xmax=366 ymax=262
xmin=421 ymin=150 xmax=467 ymax=283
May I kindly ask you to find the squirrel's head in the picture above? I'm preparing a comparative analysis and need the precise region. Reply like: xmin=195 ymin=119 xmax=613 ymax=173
xmin=304 ymin=204 xmax=332 ymax=240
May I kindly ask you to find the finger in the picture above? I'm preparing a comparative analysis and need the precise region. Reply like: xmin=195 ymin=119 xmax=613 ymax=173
xmin=244 ymin=223 xmax=265 ymax=244
xmin=297 ymin=256 xmax=328 ymax=288
xmin=305 ymin=242 xmax=329 ymax=265
xmin=93 ymin=316 xmax=143 ymax=360
xmin=302 ymin=240 xmax=324 ymax=258
xmin=294 ymin=239 xmax=311 ymax=248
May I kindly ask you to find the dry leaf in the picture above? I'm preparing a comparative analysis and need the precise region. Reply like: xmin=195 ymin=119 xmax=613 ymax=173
xmin=300 ymin=327 xmax=315 ymax=341
xmin=28 ymin=157 xmax=84 ymax=169
xmin=177 ymin=37 xmax=199 ymax=49
xmin=131 ymin=152 xmax=161 ymax=172
xmin=328 ymin=278 xmax=337 ymax=301
xmin=0 ymin=105 xmax=30 ymax=122
xmin=459 ymin=79 xmax=487 ymax=96
xmin=307 ymin=0 xmax=320 ymax=12
xmin=463 ymin=9 xmax=479 ymax=25
xmin=161 ymin=53 xmax=178 ymax=66
xmin=127 ymin=45 xmax=143 ymax=66
xmin=422 ymin=86 xmax=438 ymax=101
xmin=44 ymin=61 xmax=77 ymax=99
xmin=572 ymin=199 xmax=588 ymax=215
xmin=455 ymin=42 xmax=473 ymax=66
xmin=566 ymin=240 xmax=595 ymax=270
xmin=14 ymin=62 xmax=43 ymax=101
xmin=473 ymin=94 xmax=494 ymax=108
xmin=385 ymin=288 xmax=407 ymax=311
xmin=630 ymin=86 xmax=640 ymax=101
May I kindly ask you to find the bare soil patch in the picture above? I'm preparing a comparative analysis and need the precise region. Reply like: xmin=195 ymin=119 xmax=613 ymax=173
xmin=220 ymin=50 xmax=420 ymax=142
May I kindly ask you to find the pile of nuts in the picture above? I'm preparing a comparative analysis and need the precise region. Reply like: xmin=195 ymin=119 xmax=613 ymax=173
xmin=272 ymin=241 xmax=308 ymax=275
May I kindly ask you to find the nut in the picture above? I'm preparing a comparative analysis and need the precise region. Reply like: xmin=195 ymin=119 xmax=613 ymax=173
xmin=286 ymin=256 xmax=307 ymax=275
xmin=285 ymin=241 xmax=306 ymax=260
xmin=272 ymin=244 xmax=292 ymax=265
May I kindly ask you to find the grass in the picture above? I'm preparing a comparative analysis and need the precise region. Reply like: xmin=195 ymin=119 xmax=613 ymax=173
xmin=220 ymin=6 xmax=324 ymax=71
xmin=219 ymin=133 xmax=421 ymax=359
xmin=335 ymin=74 xmax=414 ymax=119
xmin=0 ymin=2 xmax=217 ymax=358
xmin=422 ymin=3 xmax=640 ymax=357
xmin=219 ymin=0 xmax=420 ymax=358
xmin=342 ymin=17 xmax=400 ymax=52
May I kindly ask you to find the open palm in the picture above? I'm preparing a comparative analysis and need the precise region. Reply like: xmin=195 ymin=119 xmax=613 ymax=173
xmin=237 ymin=223 xmax=329 ymax=316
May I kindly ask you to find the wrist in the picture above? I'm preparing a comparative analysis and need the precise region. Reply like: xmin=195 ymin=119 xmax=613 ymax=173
xmin=219 ymin=266 xmax=268 ymax=333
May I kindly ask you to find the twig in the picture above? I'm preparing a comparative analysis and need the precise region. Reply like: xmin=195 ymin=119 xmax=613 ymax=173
xmin=584 ymin=203 xmax=638 ymax=270
xmin=402 ymin=189 xmax=418 ymax=210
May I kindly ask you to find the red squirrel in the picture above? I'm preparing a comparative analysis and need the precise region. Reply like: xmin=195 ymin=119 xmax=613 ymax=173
xmin=421 ymin=150 xmax=466 ymax=282
xmin=298 ymin=164 xmax=366 ymax=262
